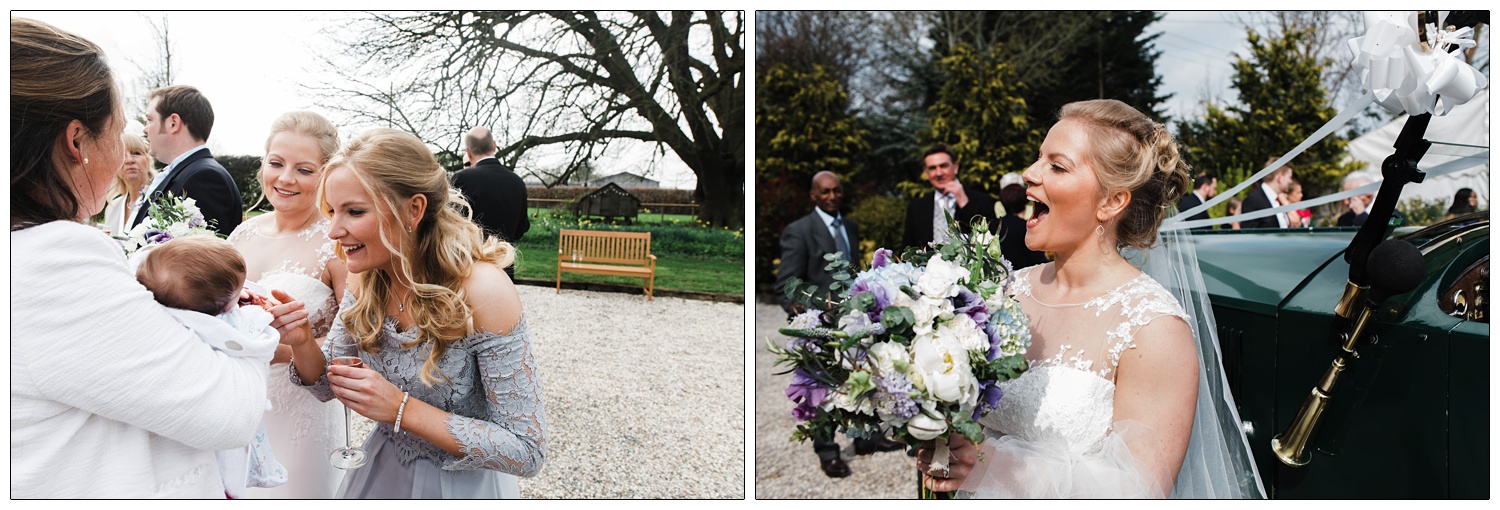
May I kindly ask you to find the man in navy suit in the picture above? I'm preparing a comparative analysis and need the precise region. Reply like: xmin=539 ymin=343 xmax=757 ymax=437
xmin=901 ymin=144 xmax=997 ymax=251
xmin=134 ymin=85 xmax=241 ymax=236
xmin=452 ymin=127 xmax=531 ymax=278
xmin=774 ymin=171 xmax=904 ymax=477
xmin=1177 ymin=173 xmax=1217 ymax=231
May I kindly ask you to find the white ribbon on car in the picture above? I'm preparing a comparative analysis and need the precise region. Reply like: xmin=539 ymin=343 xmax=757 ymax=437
xmin=1162 ymin=10 xmax=1487 ymax=231
xmin=1165 ymin=151 xmax=1488 ymax=230
xmin=1349 ymin=11 xmax=1488 ymax=116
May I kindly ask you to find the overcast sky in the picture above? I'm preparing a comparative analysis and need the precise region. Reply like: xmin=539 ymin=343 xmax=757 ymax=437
xmin=18 ymin=10 xmax=702 ymax=190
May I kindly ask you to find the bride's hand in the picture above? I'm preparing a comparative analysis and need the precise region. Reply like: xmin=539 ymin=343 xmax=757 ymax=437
xmin=917 ymin=434 xmax=980 ymax=492
xmin=328 ymin=364 xmax=403 ymax=423
xmin=268 ymin=289 xmax=313 ymax=348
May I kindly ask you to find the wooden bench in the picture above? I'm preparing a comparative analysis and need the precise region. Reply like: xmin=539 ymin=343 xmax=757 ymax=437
xmin=556 ymin=229 xmax=657 ymax=300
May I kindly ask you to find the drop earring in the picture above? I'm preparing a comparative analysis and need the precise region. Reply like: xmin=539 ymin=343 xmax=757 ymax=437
xmin=1095 ymin=222 xmax=1105 ymax=236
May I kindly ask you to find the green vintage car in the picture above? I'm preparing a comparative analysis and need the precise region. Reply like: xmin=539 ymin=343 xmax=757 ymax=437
xmin=1194 ymin=211 xmax=1488 ymax=498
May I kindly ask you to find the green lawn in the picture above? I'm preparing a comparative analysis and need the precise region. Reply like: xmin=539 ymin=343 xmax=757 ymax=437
xmin=510 ymin=248 xmax=743 ymax=295
xmin=512 ymin=207 xmax=744 ymax=295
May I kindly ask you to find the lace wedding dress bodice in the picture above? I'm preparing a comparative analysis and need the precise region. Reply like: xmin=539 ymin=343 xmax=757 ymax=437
xmin=959 ymin=264 xmax=1190 ymax=498
xmin=227 ymin=213 xmax=344 ymax=498
xmin=977 ymin=265 xmax=1189 ymax=453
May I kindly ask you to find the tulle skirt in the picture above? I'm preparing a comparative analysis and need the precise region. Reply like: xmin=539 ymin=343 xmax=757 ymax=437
xmin=334 ymin=429 xmax=519 ymax=499
xmin=958 ymin=422 xmax=1164 ymax=499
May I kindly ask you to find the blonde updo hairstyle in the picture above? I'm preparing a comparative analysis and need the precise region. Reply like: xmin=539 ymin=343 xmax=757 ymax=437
xmin=318 ymin=128 xmax=514 ymax=385
xmin=255 ymin=111 xmax=341 ymax=209
xmin=1058 ymin=99 xmax=1191 ymax=251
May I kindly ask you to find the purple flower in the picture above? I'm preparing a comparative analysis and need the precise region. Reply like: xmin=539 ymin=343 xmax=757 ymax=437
xmin=785 ymin=337 xmax=822 ymax=355
xmin=953 ymin=287 xmax=989 ymax=325
xmin=871 ymin=248 xmax=895 ymax=269
xmin=973 ymin=380 xmax=1004 ymax=421
xmin=875 ymin=372 xmax=922 ymax=421
xmin=786 ymin=368 xmax=828 ymax=422
xmin=144 ymin=229 xmax=173 ymax=244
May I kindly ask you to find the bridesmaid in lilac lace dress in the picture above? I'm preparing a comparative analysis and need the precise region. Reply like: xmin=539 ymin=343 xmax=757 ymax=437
xmin=286 ymin=128 xmax=545 ymax=498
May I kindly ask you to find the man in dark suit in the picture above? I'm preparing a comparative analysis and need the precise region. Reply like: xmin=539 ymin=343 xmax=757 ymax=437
xmin=134 ymin=85 xmax=241 ymax=236
xmin=773 ymin=171 xmax=904 ymax=477
xmin=1240 ymin=159 xmax=1293 ymax=229
xmin=452 ymin=127 xmax=530 ymax=278
xmin=1177 ymin=173 xmax=1217 ymax=231
xmin=902 ymin=144 xmax=997 ymax=251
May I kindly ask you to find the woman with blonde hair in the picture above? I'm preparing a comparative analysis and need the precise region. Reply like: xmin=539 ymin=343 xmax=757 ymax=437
xmin=918 ymin=99 xmax=1262 ymax=498
xmin=100 ymin=132 xmax=155 ymax=235
xmin=11 ymin=17 xmax=284 ymax=498
xmin=287 ymin=128 xmax=546 ymax=498
xmin=228 ymin=110 xmax=348 ymax=498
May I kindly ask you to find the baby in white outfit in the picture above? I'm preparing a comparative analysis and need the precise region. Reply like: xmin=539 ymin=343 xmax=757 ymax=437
xmin=135 ymin=235 xmax=287 ymax=498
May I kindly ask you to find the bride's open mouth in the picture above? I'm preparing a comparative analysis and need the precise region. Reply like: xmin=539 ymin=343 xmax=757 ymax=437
xmin=1027 ymin=196 xmax=1049 ymax=228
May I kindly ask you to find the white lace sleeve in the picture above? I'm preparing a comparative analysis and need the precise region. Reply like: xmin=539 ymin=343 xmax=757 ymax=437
xmin=441 ymin=320 xmax=547 ymax=476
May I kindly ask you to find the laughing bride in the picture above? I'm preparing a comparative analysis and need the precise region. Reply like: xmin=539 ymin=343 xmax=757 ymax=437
xmin=919 ymin=99 xmax=1263 ymax=499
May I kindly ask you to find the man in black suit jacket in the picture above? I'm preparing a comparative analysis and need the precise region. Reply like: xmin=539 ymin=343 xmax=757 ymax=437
xmin=135 ymin=85 xmax=241 ymax=236
xmin=452 ymin=127 xmax=531 ymax=278
xmin=772 ymin=171 xmax=904 ymax=477
xmin=902 ymin=144 xmax=997 ymax=251
xmin=1177 ymin=174 xmax=1217 ymax=231
xmin=1240 ymin=160 xmax=1293 ymax=229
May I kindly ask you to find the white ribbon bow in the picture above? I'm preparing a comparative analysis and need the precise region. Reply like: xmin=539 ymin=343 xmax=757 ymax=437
xmin=1347 ymin=11 xmax=1488 ymax=116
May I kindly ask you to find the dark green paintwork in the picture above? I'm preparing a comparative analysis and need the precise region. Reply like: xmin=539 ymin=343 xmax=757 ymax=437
xmin=1192 ymin=219 xmax=1489 ymax=499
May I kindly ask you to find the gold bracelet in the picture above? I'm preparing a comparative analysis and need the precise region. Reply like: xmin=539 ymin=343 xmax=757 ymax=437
xmin=394 ymin=392 xmax=410 ymax=434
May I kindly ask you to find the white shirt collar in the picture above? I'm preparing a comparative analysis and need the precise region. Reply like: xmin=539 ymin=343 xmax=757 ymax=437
xmin=813 ymin=207 xmax=839 ymax=227
xmin=164 ymin=144 xmax=210 ymax=174
xmin=476 ymin=155 xmax=498 ymax=165
xmin=1259 ymin=183 xmax=1280 ymax=204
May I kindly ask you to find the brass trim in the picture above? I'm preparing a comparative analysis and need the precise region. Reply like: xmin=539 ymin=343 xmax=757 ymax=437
xmin=1273 ymin=358 xmax=1346 ymax=467
xmin=1334 ymin=280 xmax=1368 ymax=319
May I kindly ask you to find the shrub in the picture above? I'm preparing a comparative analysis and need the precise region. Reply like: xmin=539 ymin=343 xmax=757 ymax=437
xmin=1398 ymin=196 xmax=1448 ymax=227
xmin=846 ymin=194 xmax=907 ymax=264
xmin=219 ymin=154 xmax=267 ymax=212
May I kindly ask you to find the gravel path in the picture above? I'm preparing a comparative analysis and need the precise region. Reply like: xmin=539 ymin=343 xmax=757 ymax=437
xmin=343 ymin=286 xmax=743 ymax=498
xmin=754 ymin=302 xmax=915 ymax=499
xmin=516 ymin=285 xmax=745 ymax=498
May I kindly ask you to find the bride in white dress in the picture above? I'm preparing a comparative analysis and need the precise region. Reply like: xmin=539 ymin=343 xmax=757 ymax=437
xmin=229 ymin=111 xmax=348 ymax=498
xmin=920 ymin=99 xmax=1263 ymax=498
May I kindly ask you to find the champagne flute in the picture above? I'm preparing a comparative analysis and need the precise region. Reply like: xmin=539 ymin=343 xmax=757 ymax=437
xmin=328 ymin=337 xmax=368 ymax=469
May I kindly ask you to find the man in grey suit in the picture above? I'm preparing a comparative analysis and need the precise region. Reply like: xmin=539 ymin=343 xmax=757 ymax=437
xmin=772 ymin=171 xmax=904 ymax=477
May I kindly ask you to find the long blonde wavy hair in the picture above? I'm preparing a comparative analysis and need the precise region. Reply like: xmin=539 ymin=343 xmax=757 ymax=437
xmin=317 ymin=128 xmax=514 ymax=385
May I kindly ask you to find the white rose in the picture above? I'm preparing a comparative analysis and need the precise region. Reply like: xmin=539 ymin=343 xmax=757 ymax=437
xmin=909 ymin=295 xmax=953 ymax=336
xmin=907 ymin=412 xmax=948 ymax=441
xmin=911 ymin=332 xmax=978 ymax=404
xmin=916 ymin=255 xmax=970 ymax=298
xmin=867 ymin=341 xmax=910 ymax=377
xmin=937 ymin=313 xmax=990 ymax=354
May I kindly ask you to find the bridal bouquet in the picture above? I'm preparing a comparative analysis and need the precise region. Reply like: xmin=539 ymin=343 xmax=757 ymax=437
xmin=770 ymin=217 xmax=1031 ymax=455
xmin=117 ymin=194 xmax=218 ymax=256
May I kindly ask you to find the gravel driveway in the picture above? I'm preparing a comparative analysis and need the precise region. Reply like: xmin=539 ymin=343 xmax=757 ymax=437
xmin=345 ymin=285 xmax=743 ymax=498
xmin=517 ymin=285 xmax=745 ymax=498
xmin=754 ymin=302 xmax=915 ymax=499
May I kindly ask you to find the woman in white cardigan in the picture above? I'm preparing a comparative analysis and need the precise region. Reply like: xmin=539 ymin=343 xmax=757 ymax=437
xmin=10 ymin=18 xmax=307 ymax=498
